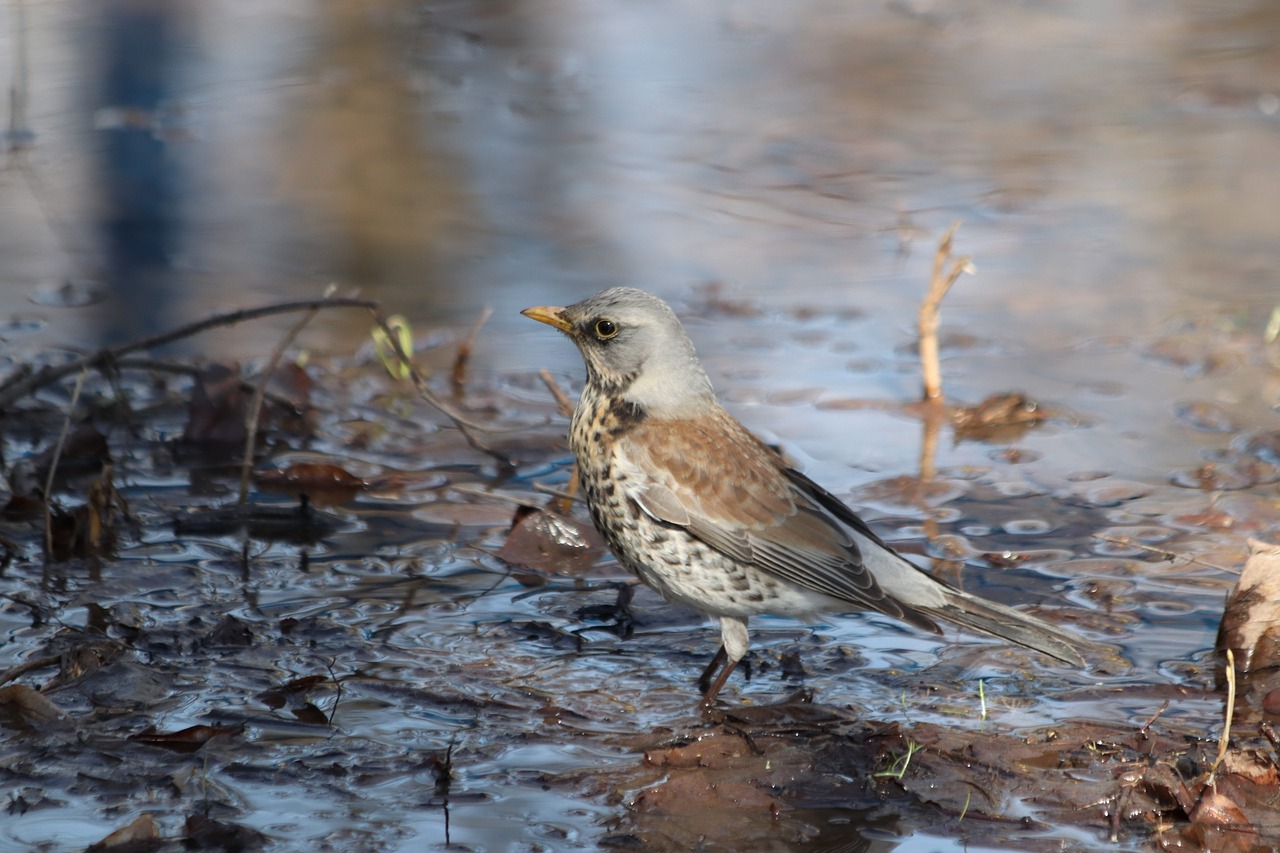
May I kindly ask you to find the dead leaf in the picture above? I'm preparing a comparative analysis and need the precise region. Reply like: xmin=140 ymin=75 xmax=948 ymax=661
xmin=129 ymin=723 xmax=240 ymax=753
xmin=256 ymin=675 xmax=330 ymax=710
xmin=497 ymin=507 xmax=606 ymax=573
xmin=0 ymin=684 xmax=68 ymax=729
xmin=1217 ymin=539 xmax=1280 ymax=672
xmin=183 ymin=362 xmax=246 ymax=444
xmin=87 ymin=813 xmax=160 ymax=851
xmin=953 ymin=392 xmax=1051 ymax=442
xmin=256 ymin=462 xmax=365 ymax=505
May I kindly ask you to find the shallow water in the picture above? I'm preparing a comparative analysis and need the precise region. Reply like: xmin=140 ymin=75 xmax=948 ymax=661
xmin=2 ymin=0 xmax=1279 ymax=851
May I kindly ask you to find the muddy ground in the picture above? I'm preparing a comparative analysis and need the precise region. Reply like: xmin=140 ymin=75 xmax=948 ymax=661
xmin=4 ymin=1 xmax=1280 ymax=850
xmin=0 ymin=294 xmax=1278 ymax=852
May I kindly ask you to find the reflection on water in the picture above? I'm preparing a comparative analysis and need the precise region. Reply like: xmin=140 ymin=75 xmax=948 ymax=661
xmin=95 ymin=0 xmax=185 ymax=343
xmin=1 ymin=1 xmax=1279 ymax=851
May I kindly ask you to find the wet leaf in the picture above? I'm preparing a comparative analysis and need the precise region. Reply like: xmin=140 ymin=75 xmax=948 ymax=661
xmin=1217 ymin=538 xmax=1280 ymax=673
xmin=292 ymin=703 xmax=331 ymax=726
xmin=48 ymin=639 xmax=123 ymax=688
xmin=0 ymin=684 xmax=68 ymax=730
xmin=33 ymin=423 xmax=110 ymax=478
xmin=256 ymin=675 xmax=330 ymax=710
xmin=129 ymin=723 xmax=240 ymax=753
xmin=497 ymin=506 xmax=606 ymax=573
xmin=270 ymin=360 xmax=314 ymax=406
xmin=256 ymin=463 xmax=365 ymax=505
xmin=953 ymin=392 xmax=1051 ymax=442
xmin=182 ymin=814 xmax=268 ymax=850
xmin=200 ymin=615 xmax=254 ymax=648
xmin=183 ymin=361 xmax=247 ymax=444
xmin=86 ymin=813 xmax=160 ymax=852
xmin=1 ymin=493 xmax=44 ymax=520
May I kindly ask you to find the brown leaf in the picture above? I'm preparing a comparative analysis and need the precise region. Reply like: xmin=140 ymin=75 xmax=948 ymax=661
xmin=183 ymin=362 xmax=247 ymax=444
xmin=497 ymin=507 xmax=606 ymax=574
xmin=129 ymin=723 xmax=239 ymax=753
xmin=256 ymin=462 xmax=365 ymax=497
xmin=1217 ymin=538 xmax=1280 ymax=672
xmin=87 ymin=813 xmax=159 ymax=852
xmin=200 ymin=615 xmax=254 ymax=648
xmin=952 ymin=392 xmax=1050 ymax=442
xmin=1188 ymin=787 xmax=1250 ymax=826
xmin=183 ymin=814 xmax=268 ymax=850
xmin=0 ymin=684 xmax=68 ymax=729
xmin=256 ymin=674 xmax=330 ymax=710
xmin=291 ymin=703 xmax=330 ymax=726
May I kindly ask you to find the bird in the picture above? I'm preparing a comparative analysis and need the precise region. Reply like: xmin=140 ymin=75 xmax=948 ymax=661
xmin=522 ymin=287 xmax=1091 ymax=709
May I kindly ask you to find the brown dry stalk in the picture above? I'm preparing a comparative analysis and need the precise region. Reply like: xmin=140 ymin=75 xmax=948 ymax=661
xmin=1090 ymin=534 xmax=1237 ymax=574
xmin=42 ymin=369 xmax=88 ymax=561
xmin=918 ymin=221 xmax=972 ymax=403
xmin=238 ymin=294 xmax=329 ymax=505
xmin=538 ymin=369 xmax=575 ymax=417
xmin=452 ymin=306 xmax=493 ymax=398
xmin=1210 ymin=648 xmax=1237 ymax=776
xmin=537 ymin=369 xmax=579 ymax=513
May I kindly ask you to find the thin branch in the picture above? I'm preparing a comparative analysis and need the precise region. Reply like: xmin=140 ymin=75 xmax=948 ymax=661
xmin=0 ymin=296 xmax=379 ymax=411
xmin=538 ymin=369 xmax=575 ymax=417
xmin=452 ymin=306 xmax=493 ymax=398
xmin=42 ymin=369 xmax=88 ymax=561
xmin=918 ymin=221 xmax=972 ymax=403
xmin=238 ymin=294 xmax=328 ymax=504
xmin=1210 ymin=647 xmax=1236 ymax=776
xmin=536 ymin=369 xmax=579 ymax=513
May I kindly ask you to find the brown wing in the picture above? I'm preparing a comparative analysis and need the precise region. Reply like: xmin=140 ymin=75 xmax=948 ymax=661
xmin=617 ymin=409 xmax=935 ymax=629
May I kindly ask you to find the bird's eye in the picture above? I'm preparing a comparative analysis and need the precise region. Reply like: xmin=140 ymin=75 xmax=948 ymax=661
xmin=594 ymin=319 xmax=619 ymax=340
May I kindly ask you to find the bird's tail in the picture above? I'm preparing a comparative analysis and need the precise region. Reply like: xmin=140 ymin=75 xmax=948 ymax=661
xmin=923 ymin=587 xmax=1093 ymax=667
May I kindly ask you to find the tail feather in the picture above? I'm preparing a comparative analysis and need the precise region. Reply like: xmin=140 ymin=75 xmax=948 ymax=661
xmin=924 ymin=587 xmax=1092 ymax=667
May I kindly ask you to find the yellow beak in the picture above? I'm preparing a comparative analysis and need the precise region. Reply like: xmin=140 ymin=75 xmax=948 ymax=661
xmin=521 ymin=305 xmax=573 ymax=333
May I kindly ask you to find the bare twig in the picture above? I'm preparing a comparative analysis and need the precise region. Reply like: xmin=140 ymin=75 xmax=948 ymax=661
xmin=42 ymin=369 xmax=88 ymax=561
xmin=452 ymin=306 xmax=492 ymax=398
xmin=111 ymin=358 xmax=300 ymax=411
xmin=238 ymin=293 xmax=328 ymax=504
xmin=535 ymin=369 xmax=580 ymax=513
xmin=1090 ymin=535 xmax=1236 ymax=574
xmin=1210 ymin=648 xmax=1236 ymax=776
xmin=1139 ymin=699 xmax=1170 ymax=736
xmin=538 ymin=369 xmax=575 ymax=417
xmin=0 ymin=296 xmax=379 ymax=411
xmin=918 ymin=221 xmax=972 ymax=403
xmin=0 ymin=654 xmax=60 ymax=688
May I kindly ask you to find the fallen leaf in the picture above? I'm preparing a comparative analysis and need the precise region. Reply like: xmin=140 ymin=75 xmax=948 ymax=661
xmin=129 ymin=723 xmax=239 ymax=753
xmin=1217 ymin=539 xmax=1280 ymax=672
xmin=497 ymin=507 xmax=606 ymax=573
xmin=0 ymin=684 xmax=68 ymax=729
xmin=183 ymin=362 xmax=246 ymax=444
xmin=87 ymin=813 xmax=159 ymax=851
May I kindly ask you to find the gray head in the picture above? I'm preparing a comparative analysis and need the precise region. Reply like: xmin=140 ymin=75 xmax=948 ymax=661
xmin=523 ymin=287 xmax=716 ymax=417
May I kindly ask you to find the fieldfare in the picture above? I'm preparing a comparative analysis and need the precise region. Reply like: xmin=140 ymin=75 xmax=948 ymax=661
xmin=523 ymin=287 xmax=1090 ymax=709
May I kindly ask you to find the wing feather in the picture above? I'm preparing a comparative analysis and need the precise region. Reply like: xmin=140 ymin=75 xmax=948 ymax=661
xmin=618 ymin=411 xmax=936 ymax=629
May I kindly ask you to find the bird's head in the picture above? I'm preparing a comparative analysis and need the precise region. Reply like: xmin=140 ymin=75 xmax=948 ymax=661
xmin=523 ymin=287 xmax=716 ymax=417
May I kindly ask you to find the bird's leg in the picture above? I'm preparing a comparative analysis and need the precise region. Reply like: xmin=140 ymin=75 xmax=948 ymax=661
xmin=699 ymin=656 xmax=740 ymax=711
xmin=698 ymin=617 xmax=750 ymax=711
xmin=696 ymin=646 xmax=727 ymax=694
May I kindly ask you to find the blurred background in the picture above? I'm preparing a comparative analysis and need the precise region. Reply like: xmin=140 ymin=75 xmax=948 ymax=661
xmin=1 ymin=0 xmax=1278 ymax=372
